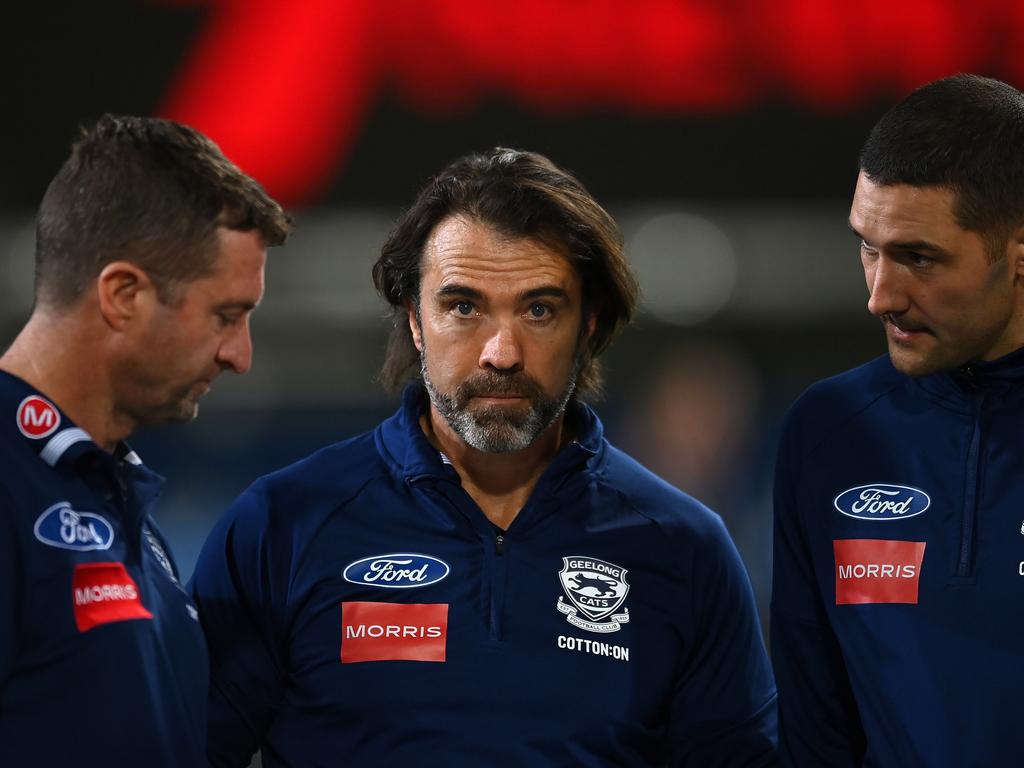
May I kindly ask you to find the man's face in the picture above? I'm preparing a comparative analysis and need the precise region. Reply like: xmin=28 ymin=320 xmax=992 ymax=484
xmin=849 ymin=171 xmax=1023 ymax=376
xmin=409 ymin=215 xmax=591 ymax=453
xmin=123 ymin=228 xmax=266 ymax=424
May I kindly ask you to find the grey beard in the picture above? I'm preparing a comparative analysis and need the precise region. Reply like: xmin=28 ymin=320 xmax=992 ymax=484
xmin=419 ymin=352 xmax=579 ymax=454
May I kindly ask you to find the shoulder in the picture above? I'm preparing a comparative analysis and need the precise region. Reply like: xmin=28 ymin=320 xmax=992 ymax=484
xmin=0 ymin=427 xmax=38 ymax=480
xmin=0 ymin=438 xmax=63 ymax=569
xmin=595 ymin=444 xmax=754 ymax=607
xmin=254 ymin=430 xmax=387 ymax=507
xmin=0 ymin=433 xmax=53 ymax=521
xmin=596 ymin=443 xmax=731 ymax=548
xmin=792 ymin=354 xmax=903 ymax=416
xmin=782 ymin=354 xmax=905 ymax=454
xmin=195 ymin=427 xmax=391 ymax=582
xmin=233 ymin=428 xmax=391 ymax=528
xmin=211 ymin=429 xmax=392 ymax=551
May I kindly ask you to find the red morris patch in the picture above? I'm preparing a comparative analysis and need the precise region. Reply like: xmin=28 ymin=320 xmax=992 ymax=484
xmin=834 ymin=539 xmax=927 ymax=605
xmin=17 ymin=395 xmax=60 ymax=439
xmin=72 ymin=562 xmax=153 ymax=632
xmin=340 ymin=602 xmax=448 ymax=664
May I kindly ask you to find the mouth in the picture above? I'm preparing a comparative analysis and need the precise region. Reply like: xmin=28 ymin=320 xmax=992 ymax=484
xmin=455 ymin=372 xmax=543 ymax=408
xmin=883 ymin=314 xmax=931 ymax=342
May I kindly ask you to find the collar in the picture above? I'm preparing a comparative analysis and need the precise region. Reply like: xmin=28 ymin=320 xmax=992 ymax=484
xmin=377 ymin=383 xmax=606 ymax=485
xmin=0 ymin=370 xmax=146 ymax=474
xmin=915 ymin=344 xmax=1024 ymax=406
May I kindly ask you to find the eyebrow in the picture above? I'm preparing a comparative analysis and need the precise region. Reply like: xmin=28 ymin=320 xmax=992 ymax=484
xmin=435 ymin=284 xmax=484 ymax=301
xmin=521 ymin=286 xmax=570 ymax=302
xmin=847 ymin=224 xmax=950 ymax=256
xmin=434 ymin=283 xmax=571 ymax=302
xmin=214 ymin=299 xmax=259 ymax=312
xmin=889 ymin=240 xmax=949 ymax=255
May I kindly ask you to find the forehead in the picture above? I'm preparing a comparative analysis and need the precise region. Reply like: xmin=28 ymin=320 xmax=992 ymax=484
xmin=849 ymin=172 xmax=963 ymax=242
xmin=420 ymin=215 xmax=580 ymax=294
xmin=181 ymin=228 xmax=266 ymax=301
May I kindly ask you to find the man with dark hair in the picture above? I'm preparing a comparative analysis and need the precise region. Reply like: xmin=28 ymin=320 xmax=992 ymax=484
xmin=191 ymin=148 xmax=777 ymax=767
xmin=0 ymin=114 xmax=291 ymax=766
xmin=772 ymin=73 xmax=1024 ymax=767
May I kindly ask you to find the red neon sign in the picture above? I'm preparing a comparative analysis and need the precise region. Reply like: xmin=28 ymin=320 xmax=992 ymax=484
xmin=158 ymin=0 xmax=1024 ymax=205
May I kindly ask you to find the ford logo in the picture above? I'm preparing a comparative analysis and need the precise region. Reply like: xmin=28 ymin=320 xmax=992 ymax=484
xmin=343 ymin=553 xmax=450 ymax=589
xmin=33 ymin=502 xmax=114 ymax=551
xmin=834 ymin=484 xmax=930 ymax=521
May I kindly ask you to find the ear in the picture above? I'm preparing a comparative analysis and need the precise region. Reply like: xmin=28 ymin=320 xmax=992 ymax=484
xmin=96 ymin=261 xmax=155 ymax=330
xmin=406 ymin=299 xmax=424 ymax=351
xmin=583 ymin=310 xmax=597 ymax=343
xmin=1011 ymin=225 xmax=1024 ymax=282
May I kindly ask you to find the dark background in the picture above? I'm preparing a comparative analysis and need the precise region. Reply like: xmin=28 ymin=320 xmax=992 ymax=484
xmin=4 ymin=0 xmax=1016 ymax=632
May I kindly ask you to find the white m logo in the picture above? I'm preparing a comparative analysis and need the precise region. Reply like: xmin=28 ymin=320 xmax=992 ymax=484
xmin=22 ymin=406 xmax=56 ymax=428
xmin=16 ymin=396 xmax=60 ymax=438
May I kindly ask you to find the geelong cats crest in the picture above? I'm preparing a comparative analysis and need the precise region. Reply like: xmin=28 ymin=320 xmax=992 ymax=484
xmin=557 ymin=556 xmax=630 ymax=634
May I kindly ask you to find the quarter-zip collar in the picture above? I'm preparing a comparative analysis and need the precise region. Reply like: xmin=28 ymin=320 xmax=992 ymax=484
xmin=914 ymin=344 xmax=1024 ymax=411
xmin=376 ymin=383 xmax=606 ymax=496
xmin=902 ymin=346 xmax=1024 ymax=581
xmin=0 ymin=370 xmax=165 ymax=526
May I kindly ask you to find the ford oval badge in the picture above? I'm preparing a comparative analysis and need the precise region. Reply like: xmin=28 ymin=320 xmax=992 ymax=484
xmin=343 ymin=553 xmax=450 ymax=589
xmin=834 ymin=483 xmax=930 ymax=521
xmin=33 ymin=502 xmax=114 ymax=551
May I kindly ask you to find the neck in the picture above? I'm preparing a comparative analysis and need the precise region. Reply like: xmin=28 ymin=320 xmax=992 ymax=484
xmin=0 ymin=311 xmax=129 ymax=452
xmin=420 ymin=403 xmax=570 ymax=530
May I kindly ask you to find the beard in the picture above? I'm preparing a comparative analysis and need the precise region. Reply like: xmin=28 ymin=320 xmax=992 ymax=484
xmin=166 ymin=391 xmax=202 ymax=422
xmin=420 ymin=349 xmax=581 ymax=454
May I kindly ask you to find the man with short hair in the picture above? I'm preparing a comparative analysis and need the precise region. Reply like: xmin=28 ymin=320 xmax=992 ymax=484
xmin=772 ymin=73 xmax=1024 ymax=767
xmin=191 ymin=148 xmax=777 ymax=767
xmin=0 ymin=114 xmax=291 ymax=766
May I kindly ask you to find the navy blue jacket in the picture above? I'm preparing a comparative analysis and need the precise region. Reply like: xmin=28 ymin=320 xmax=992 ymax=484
xmin=772 ymin=350 xmax=1024 ymax=766
xmin=191 ymin=386 xmax=777 ymax=767
xmin=0 ymin=372 xmax=207 ymax=767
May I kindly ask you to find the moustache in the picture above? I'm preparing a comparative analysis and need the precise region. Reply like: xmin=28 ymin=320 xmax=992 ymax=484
xmin=455 ymin=372 xmax=544 ymax=402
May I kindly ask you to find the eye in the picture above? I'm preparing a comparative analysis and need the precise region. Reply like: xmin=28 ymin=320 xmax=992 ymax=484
xmin=860 ymin=240 xmax=878 ymax=255
xmin=217 ymin=312 xmax=242 ymax=328
xmin=527 ymin=303 xmax=551 ymax=320
xmin=907 ymin=252 xmax=934 ymax=268
xmin=453 ymin=300 xmax=475 ymax=316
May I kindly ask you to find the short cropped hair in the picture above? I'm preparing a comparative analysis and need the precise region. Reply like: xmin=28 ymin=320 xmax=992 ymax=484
xmin=372 ymin=148 xmax=639 ymax=400
xmin=35 ymin=114 xmax=293 ymax=308
xmin=860 ymin=73 xmax=1024 ymax=258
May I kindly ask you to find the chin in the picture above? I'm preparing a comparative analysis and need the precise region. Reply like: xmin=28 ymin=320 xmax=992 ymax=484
xmin=165 ymin=400 xmax=201 ymax=423
xmin=888 ymin=346 xmax=962 ymax=378
xmin=888 ymin=354 xmax=930 ymax=378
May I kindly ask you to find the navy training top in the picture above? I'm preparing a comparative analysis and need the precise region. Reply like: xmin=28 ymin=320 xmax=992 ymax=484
xmin=192 ymin=385 xmax=777 ymax=767
xmin=0 ymin=371 xmax=208 ymax=767
xmin=772 ymin=349 xmax=1024 ymax=766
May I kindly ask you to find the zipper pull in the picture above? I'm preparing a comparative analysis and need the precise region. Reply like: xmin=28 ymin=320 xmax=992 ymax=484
xmin=495 ymin=534 xmax=505 ymax=555
xmin=956 ymin=364 xmax=980 ymax=391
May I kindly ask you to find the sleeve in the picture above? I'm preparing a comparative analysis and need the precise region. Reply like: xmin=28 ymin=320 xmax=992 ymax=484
xmin=188 ymin=480 xmax=291 ymax=768
xmin=0 ymin=487 xmax=25 ymax=690
xmin=770 ymin=411 xmax=865 ymax=767
xmin=666 ymin=514 xmax=779 ymax=767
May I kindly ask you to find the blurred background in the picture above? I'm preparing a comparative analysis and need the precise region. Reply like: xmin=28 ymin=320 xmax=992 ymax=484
xmin=6 ymin=0 xmax=1020 ymax=638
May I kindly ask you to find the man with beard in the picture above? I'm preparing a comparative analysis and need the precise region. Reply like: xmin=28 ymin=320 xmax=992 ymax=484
xmin=0 ymin=114 xmax=291 ymax=767
xmin=772 ymin=74 xmax=1024 ymax=767
xmin=191 ymin=148 xmax=777 ymax=767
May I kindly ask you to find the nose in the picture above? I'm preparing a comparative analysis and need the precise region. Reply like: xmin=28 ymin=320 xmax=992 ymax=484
xmin=865 ymin=256 xmax=909 ymax=318
xmin=478 ymin=321 xmax=523 ymax=372
xmin=216 ymin=319 xmax=254 ymax=374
